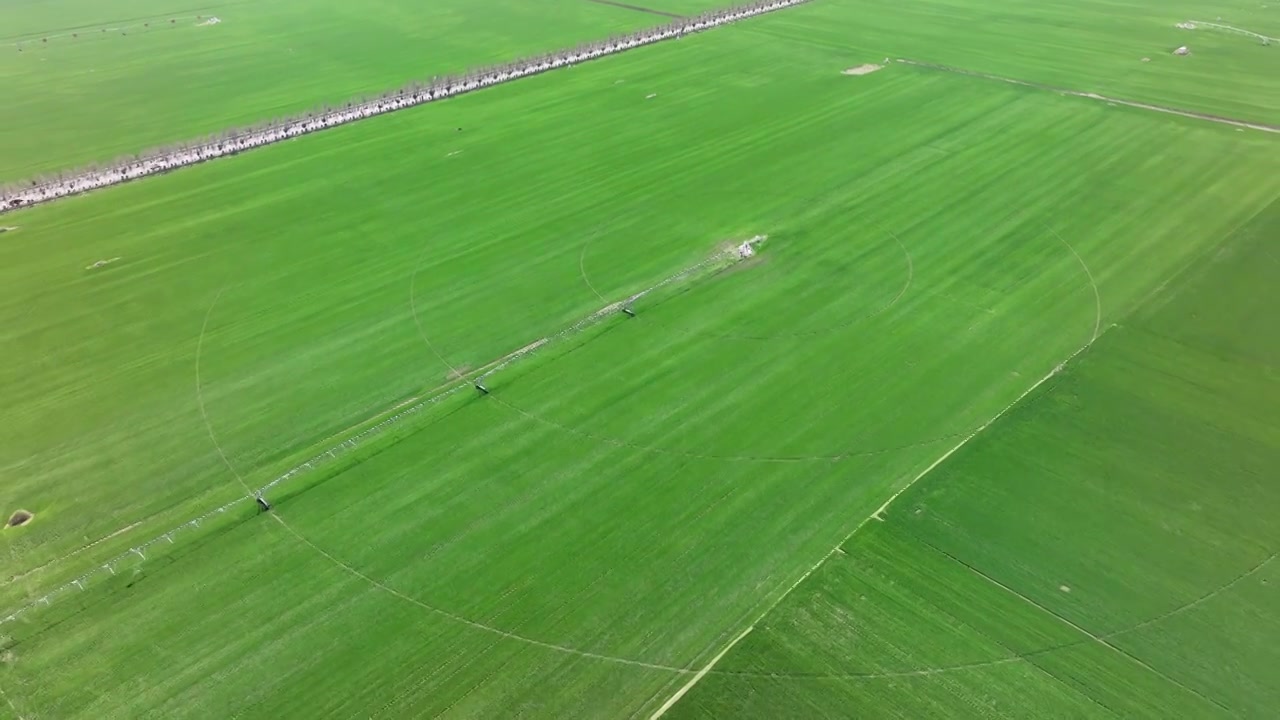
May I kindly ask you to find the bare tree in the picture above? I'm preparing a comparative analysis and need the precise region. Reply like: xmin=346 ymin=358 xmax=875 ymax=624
xmin=5 ymin=1 xmax=799 ymax=212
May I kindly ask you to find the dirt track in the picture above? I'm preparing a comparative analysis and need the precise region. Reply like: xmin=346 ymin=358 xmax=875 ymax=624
xmin=897 ymin=58 xmax=1280 ymax=134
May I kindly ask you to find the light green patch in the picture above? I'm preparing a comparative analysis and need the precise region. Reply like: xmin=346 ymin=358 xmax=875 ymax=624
xmin=670 ymin=199 xmax=1280 ymax=718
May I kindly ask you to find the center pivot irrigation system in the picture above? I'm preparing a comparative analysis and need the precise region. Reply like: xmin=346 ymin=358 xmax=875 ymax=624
xmin=0 ymin=236 xmax=766 ymax=628
xmin=0 ymin=0 xmax=808 ymax=213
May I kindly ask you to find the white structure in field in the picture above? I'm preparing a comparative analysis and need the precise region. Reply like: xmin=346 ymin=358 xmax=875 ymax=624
xmin=737 ymin=234 xmax=767 ymax=259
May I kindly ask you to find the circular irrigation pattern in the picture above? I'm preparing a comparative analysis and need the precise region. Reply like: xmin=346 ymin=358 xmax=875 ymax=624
xmin=179 ymin=220 xmax=1265 ymax=691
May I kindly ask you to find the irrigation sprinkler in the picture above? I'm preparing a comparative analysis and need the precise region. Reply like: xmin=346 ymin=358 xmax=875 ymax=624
xmin=0 ymin=236 xmax=770 ymax=629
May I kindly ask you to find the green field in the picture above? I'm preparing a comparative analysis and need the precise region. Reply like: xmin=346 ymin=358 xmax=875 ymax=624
xmin=0 ymin=0 xmax=730 ymax=181
xmin=1 ymin=0 xmax=1277 ymax=717
xmin=665 ymin=201 xmax=1280 ymax=718
xmin=3 ymin=0 xmax=1277 ymax=181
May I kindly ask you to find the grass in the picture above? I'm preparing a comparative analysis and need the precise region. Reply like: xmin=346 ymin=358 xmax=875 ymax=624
xmin=751 ymin=0 xmax=1280 ymax=124
xmin=3 ymin=0 xmax=1276 ymax=183
xmin=666 ymin=200 xmax=1280 ymax=717
xmin=0 ymin=0 xmax=684 ymax=182
xmin=4 ymin=5 xmax=1274 ymax=607
xmin=1 ymin=0 xmax=1277 ymax=717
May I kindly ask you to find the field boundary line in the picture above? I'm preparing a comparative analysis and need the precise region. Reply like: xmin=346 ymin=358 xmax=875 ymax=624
xmin=196 ymin=287 xmax=256 ymax=498
xmin=649 ymin=233 xmax=1107 ymax=716
xmin=267 ymin=514 xmax=697 ymax=673
xmin=895 ymin=59 xmax=1280 ymax=134
xmin=647 ymin=625 xmax=754 ymax=718
xmin=579 ymin=241 xmax=607 ymax=301
xmin=921 ymin=540 xmax=1232 ymax=712
xmin=698 ymin=217 xmax=1280 ymax=686
xmin=1184 ymin=20 xmax=1276 ymax=44
xmin=707 ymin=548 xmax=1275 ymax=682
xmin=1 ymin=0 xmax=808 ymax=214
xmin=277 ymin=467 xmax=1265 ymax=692
xmin=1110 ymin=552 xmax=1276 ymax=637
xmin=1047 ymin=224 xmax=1102 ymax=341
xmin=648 ymin=327 xmax=1113 ymax=716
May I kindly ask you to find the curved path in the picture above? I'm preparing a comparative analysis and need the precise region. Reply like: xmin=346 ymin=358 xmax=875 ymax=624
xmin=220 ymin=220 xmax=1123 ymax=680
xmin=896 ymin=58 xmax=1280 ymax=135
xmin=5 ymin=218 xmax=1263 ymax=720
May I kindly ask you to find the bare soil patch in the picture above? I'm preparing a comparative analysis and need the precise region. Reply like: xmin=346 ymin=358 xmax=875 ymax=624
xmin=842 ymin=64 xmax=883 ymax=76
xmin=6 ymin=510 xmax=33 ymax=528
xmin=709 ymin=235 xmax=771 ymax=277
xmin=446 ymin=364 xmax=473 ymax=380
